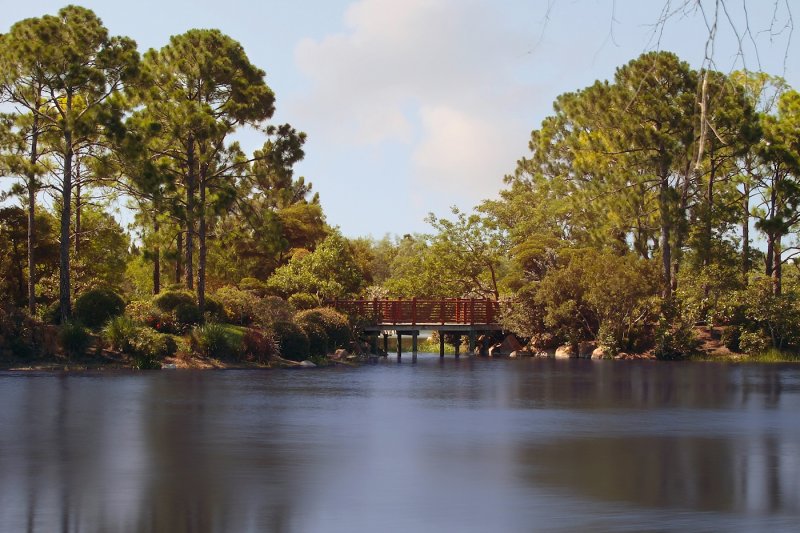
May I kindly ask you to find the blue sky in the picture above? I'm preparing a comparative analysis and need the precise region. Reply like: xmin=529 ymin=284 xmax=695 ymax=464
xmin=2 ymin=1 xmax=797 ymax=237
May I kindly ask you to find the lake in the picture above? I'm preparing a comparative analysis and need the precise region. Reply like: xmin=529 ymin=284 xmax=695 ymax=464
xmin=1 ymin=355 xmax=799 ymax=532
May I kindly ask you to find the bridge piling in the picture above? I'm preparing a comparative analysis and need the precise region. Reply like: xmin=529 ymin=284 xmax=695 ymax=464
xmin=412 ymin=331 xmax=418 ymax=363
xmin=397 ymin=332 xmax=402 ymax=361
xmin=439 ymin=332 xmax=445 ymax=358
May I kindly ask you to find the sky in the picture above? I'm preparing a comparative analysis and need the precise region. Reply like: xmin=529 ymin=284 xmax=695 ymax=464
xmin=1 ymin=0 xmax=797 ymax=238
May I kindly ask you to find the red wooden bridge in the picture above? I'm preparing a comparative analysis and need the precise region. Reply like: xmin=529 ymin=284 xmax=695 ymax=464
xmin=327 ymin=298 xmax=500 ymax=327
xmin=326 ymin=298 xmax=502 ymax=360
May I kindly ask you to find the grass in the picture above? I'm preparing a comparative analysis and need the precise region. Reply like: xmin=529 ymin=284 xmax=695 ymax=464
xmin=690 ymin=348 xmax=800 ymax=363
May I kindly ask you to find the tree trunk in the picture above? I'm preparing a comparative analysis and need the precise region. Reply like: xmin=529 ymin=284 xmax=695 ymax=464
xmin=197 ymin=156 xmax=207 ymax=315
xmin=773 ymin=236 xmax=782 ymax=296
xmin=74 ymin=160 xmax=81 ymax=256
xmin=153 ymin=216 xmax=160 ymax=295
xmin=742 ymin=182 xmax=750 ymax=277
xmin=27 ymin=117 xmax=39 ymax=315
xmin=175 ymin=231 xmax=182 ymax=285
xmin=185 ymin=137 xmax=196 ymax=290
xmin=659 ymin=174 xmax=672 ymax=300
xmin=60 ymin=125 xmax=73 ymax=323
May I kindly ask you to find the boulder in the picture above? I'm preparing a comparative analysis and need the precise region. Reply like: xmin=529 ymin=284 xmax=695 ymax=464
xmin=591 ymin=346 xmax=609 ymax=359
xmin=554 ymin=345 xmax=574 ymax=358
xmin=489 ymin=334 xmax=524 ymax=357
xmin=509 ymin=348 xmax=532 ymax=358
xmin=299 ymin=360 xmax=317 ymax=368
xmin=331 ymin=348 xmax=349 ymax=360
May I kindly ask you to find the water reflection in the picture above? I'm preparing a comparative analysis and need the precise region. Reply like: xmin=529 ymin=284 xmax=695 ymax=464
xmin=0 ymin=359 xmax=799 ymax=532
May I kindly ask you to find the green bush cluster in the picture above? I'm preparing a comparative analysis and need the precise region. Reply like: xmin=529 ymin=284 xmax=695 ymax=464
xmin=59 ymin=321 xmax=91 ymax=357
xmin=0 ymin=305 xmax=49 ymax=359
xmin=272 ymin=321 xmax=309 ymax=361
xmin=191 ymin=323 xmax=244 ymax=359
xmin=288 ymin=292 xmax=318 ymax=311
xmin=295 ymin=307 xmax=350 ymax=351
xmin=74 ymin=287 xmax=126 ymax=329
xmin=102 ymin=315 xmax=177 ymax=368
xmin=240 ymin=328 xmax=275 ymax=362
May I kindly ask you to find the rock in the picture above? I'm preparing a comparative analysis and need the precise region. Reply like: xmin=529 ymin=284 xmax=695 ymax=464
xmin=509 ymin=348 xmax=533 ymax=358
xmin=489 ymin=334 xmax=524 ymax=357
xmin=331 ymin=348 xmax=349 ymax=360
xmin=591 ymin=346 xmax=608 ymax=359
xmin=578 ymin=341 xmax=596 ymax=359
xmin=299 ymin=360 xmax=316 ymax=367
xmin=554 ymin=345 xmax=574 ymax=358
xmin=162 ymin=363 xmax=178 ymax=369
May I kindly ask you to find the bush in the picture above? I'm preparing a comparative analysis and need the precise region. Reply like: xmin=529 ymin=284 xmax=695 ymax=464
xmin=272 ymin=321 xmax=309 ymax=361
xmin=654 ymin=318 xmax=699 ymax=361
xmin=204 ymin=296 xmax=226 ymax=322
xmin=302 ymin=321 xmax=329 ymax=356
xmin=42 ymin=300 xmax=62 ymax=325
xmin=191 ymin=323 xmax=242 ymax=359
xmin=288 ymin=292 xmax=319 ymax=311
xmin=174 ymin=302 xmax=202 ymax=328
xmin=239 ymin=277 xmax=268 ymax=297
xmin=74 ymin=287 xmax=126 ymax=329
xmin=295 ymin=307 xmax=350 ymax=350
xmin=214 ymin=286 xmax=261 ymax=325
xmin=0 ymin=305 xmax=47 ymax=359
xmin=739 ymin=330 xmax=772 ymax=355
xmin=254 ymin=296 xmax=294 ymax=329
xmin=59 ymin=321 xmax=91 ymax=357
xmin=103 ymin=316 xmax=139 ymax=352
xmin=241 ymin=328 xmax=276 ymax=362
xmin=721 ymin=326 xmax=741 ymax=352
xmin=153 ymin=290 xmax=194 ymax=312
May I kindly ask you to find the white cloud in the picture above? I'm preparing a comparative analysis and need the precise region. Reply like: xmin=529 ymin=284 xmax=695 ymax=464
xmin=291 ymin=0 xmax=535 ymax=207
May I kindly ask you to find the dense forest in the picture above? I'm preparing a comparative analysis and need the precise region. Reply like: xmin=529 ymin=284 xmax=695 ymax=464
xmin=1 ymin=6 xmax=799 ymax=366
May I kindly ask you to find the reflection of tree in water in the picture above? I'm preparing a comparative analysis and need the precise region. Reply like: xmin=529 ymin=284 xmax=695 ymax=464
xmin=133 ymin=373 xmax=303 ymax=532
xmin=518 ymin=433 xmax=800 ymax=514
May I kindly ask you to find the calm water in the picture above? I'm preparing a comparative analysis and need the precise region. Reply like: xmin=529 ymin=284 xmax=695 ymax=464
xmin=1 ymin=356 xmax=799 ymax=532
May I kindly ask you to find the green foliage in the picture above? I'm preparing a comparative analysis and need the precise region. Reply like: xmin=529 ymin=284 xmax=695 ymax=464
xmin=653 ymin=307 xmax=700 ymax=361
xmin=302 ymin=321 xmax=329 ymax=356
xmin=74 ymin=287 xmax=126 ymax=329
xmin=0 ymin=305 xmax=49 ymax=359
xmin=203 ymin=296 xmax=226 ymax=322
xmin=174 ymin=302 xmax=202 ymax=328
xmin=59 ymin=321 xmax=91 ymax=358
xmin=266 ymin=232 xmax=364 ymax=299
xmin=153 ymin=290 xmax=195 ymax=312
xmin=287 ymin=292 xmax=318 ymax=311
xmin=191 ymin=323 xmax=243 ymax=359
xmin=272 ymin=320 xmax=309 ymax=361
xmin=239 ymin=278 xmax=268 ymax=296
xmin=102 ymin=315 xmax=139 ymax=352
xmin=253 ymin=296 xmax=294 ymax=329
xmin=295 ymin=307 xmax=351 ymax=350
xmin=721 ymin=326 xmax=742 ymax=352
xmin=739 ymin=330 xmax=772 ymax=355
xmin=214 ymin=286 xmax=261 ymax=325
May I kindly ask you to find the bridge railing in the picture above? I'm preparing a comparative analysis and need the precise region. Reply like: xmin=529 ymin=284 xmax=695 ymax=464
xmin=325 ymin=298 xmax=499 ymax=326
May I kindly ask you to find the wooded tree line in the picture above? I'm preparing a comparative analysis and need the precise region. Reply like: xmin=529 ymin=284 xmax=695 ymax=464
xmin=0 ymin=6 xmax=327 ymax=323
xmin=1 ymin=7 xmax=798 ymax=358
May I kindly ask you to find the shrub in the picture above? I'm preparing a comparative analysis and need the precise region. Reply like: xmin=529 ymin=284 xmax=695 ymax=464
xmin=103 ymin=316 xmax=139 ymax=352
xmin=288 ymin=292 xmax=319 ymax=311
xmin=214 ymin=286 xmax=261 ymax=325
xmin=254 ymin=296 xmax=294 ymax=329
xmin=204 ymin=296 xmax=226 ymax=322
xmin=59 ymin=321 xmax=91 ymax=357
xmin=295 ymin=307 xmax=350 ymax=349
xmin=174 ymin=302 xmax=202 ymax=328
xmin=125 ymin=300 xmax=160 ymax=326
xmin=191 ymin=323 xmax=242 ymax=359
xmin=721 ymin=326 xmax=741 ymax=353
xmin=0 ymin=305 xmax=47 ymax=359
xmin=739 ymin=330 xmax=772 ymax=355
xmin=302 ymin=321 xmax=329 ymax=356
xmin=42 ymin=300 xmax=62 ymax=325
xmin=74 ymin=287 xmax=126 ymax=329
xmin=239 ymin=277 xmax=268 ymax=296
xmin=272 ymin=321 xmax=309 ymax=361
xmin=241 ymin=328 xmax=276 ymax=362
xmin=153 ymin=290 xmax=194 ymax=312
xmin=654 ymin=317 xmax=699 ymax=361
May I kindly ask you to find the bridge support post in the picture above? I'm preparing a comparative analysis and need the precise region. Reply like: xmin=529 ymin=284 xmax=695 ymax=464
xmin=454 ymin=337 xmax=460 ymax=359
xmin=411 ymin=331 xmax=418 ymax=363
xmin=370 ymin=332 xmax=378 ymax=354
xmin=397 ymin=332 xmax=402 ymax=360
xmin=468 ymin=329 xmax=476 ymax=354
xmin=439 ymin=331 xmax=445 ymax=358
xmin=383 ymin=333 xmax=388 ymax=355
